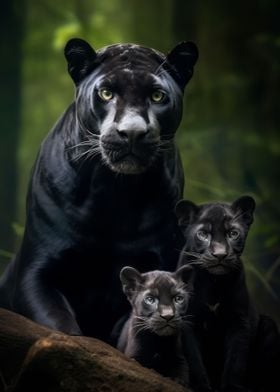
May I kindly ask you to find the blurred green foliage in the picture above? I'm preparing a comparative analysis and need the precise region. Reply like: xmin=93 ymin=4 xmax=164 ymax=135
xmin=0 ymin=0 xmax=279 ymax=324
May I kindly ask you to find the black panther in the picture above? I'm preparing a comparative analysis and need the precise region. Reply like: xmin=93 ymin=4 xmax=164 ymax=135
xmin=117 ymin=265 xmax=193 ymax=387
xmin=176 ymin=196 xmax=280 ymax=392
xmin=0 ymin=38 xmax=198 ymax=341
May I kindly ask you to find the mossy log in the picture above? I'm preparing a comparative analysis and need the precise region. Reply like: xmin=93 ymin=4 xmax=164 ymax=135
xmin=0 ymin=308 xmax=187 ymax=392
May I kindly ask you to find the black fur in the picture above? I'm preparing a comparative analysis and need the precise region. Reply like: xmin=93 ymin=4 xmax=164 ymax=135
xmin=176 ymin=196 xmax=280 ymax=392
xmin=0 ymin=39 xmax=198 ymax=341
xmin=117 ymin=265 xmax=193 ymax=386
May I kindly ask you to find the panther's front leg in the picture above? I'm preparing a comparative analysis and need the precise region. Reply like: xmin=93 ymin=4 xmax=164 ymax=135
xmin=182 ymin=325 xmax=213 ymax=392
xmin=221 ymin=322 xmax=251 ymax=392
xmin=18 ymin=256 xmax=82 ymax=335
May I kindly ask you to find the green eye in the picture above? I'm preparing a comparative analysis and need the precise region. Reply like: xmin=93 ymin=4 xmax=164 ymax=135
xmin=144 ymin=295 xmax=156 ymax=305
xmin=98 ymin=88 xmax=114 ymax=101
xmin=151 ymin=90 xmax=165 ymax=103
xmin=228 ymin=229 xmax=240 ymax=240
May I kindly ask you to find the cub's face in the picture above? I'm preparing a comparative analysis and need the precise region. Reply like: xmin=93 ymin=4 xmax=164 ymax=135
xmin=176 ymin=196 xmax=255 ymax=275
xmin=120 ymin=266 xmax=193 ymax=336
xmin=65 ymin=39 xmax=198 ymax=174
xmin=134 ymin=272 xmax=190 ymax=336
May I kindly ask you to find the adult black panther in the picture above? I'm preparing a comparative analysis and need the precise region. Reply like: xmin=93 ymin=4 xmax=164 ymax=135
xmin=0 ymin=38 xmax=198 ymax=340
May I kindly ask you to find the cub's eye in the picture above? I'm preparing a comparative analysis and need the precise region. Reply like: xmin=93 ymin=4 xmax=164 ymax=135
xmin=144 ymin=295 xmax=157 ymax=305
xmin=174 ymin=294 xmax=184 ymax=304
xmin=150 ymin=90 xmax=165 ymax=103
xmin=228 ymin=229 xmax=240 ymax=240
xmin=197 ymin=230 xmax=210 ymax=242
xmin=98 ymin=88 xmax=114 ymax=101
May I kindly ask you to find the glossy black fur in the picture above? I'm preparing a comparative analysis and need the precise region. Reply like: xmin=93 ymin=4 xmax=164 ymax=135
xmin=176 ymin=196 xmax=280 ymax=392
xmin=117 ymin=266 xmax=193 ymax=386
xmin=0 ymin=38 xmax=198 ymax=341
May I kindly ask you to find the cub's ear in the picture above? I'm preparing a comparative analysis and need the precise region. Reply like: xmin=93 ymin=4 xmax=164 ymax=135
xmin=231 ymin=195 xmax=256 ymax=226
xmin=120 ymin=267 xmax=143 ymax=298
xmin=166 ymin=41 xmax=199 ymax=89
xmin=64 ymin=38 xmax=97 ymax=85
xmin=174 ymin=264 xmax=193 ymax=285
xmin=175 ymin=199 xmax=199 ymax=228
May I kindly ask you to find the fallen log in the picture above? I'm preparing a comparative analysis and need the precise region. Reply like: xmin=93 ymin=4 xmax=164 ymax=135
xmin=0 ymin=308 xmax=186 ymax=391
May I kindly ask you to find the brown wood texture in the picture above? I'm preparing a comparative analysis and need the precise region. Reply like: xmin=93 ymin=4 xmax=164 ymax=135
xmin=0 ymin=308 xmax=186 ymax=391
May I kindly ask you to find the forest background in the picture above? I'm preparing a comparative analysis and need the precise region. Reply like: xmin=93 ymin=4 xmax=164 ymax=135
xmin=0 ymin=0 xmax=279 ymax=325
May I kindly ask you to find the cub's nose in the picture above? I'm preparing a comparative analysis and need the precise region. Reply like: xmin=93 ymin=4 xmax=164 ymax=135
xmin=160 ymin=313 xmax=174 ymax=321
xmin=160 ymin=307 xmax=174 ymax=321
xmin=211 ymin=243 xmax=227 ymax=260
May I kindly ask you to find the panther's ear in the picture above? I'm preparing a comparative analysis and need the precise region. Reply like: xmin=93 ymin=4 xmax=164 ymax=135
xmin=175 ymin=199 xmax=199 ymax=228
xmin=166 ymin=41 xmax=199 ymax=89
xmin=174 ymin=264 xmax=193 ymax=285
xmin=231 ymin=195 xmax=256 ymax=226
xmin=64 ymin=38 xmax=97 ymax=85
xmin=120 ymin=267 xmax=143 ymax=298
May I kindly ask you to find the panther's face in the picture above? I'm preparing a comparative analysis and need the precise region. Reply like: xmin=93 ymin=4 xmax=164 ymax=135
xmin=175 ymin=196 xmax=255 ymax=275
xmin=65 ymin=39 xmax=198 ymax=174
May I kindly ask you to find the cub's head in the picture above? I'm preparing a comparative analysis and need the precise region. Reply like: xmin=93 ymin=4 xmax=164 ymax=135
xmin=65 ymin=38 xmax=198 ymax=174
xmin=120 ymin=265 xmax=193 ymax=336
xmin=176 ymin=196 xmax=256 ymax=275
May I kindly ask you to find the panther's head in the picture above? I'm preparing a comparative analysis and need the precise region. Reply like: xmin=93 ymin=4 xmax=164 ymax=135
xmin=65 ymin=38 xmax=198 ymax=174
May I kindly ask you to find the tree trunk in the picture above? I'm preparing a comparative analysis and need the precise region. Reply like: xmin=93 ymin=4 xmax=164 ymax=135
xmin=0 ymin=0 xmax=25 ymax=270
xmin=0 ymin=308 xmax=186 ymax=392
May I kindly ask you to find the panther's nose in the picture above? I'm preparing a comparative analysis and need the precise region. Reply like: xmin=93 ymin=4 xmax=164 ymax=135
xmin=160 ymin=306 xmax=174 ymax=321
xmin=117 ymin=128 xmax=148 ymax=143
xmin=117 ymin=109 xmax=149 ymax=144
xmin=211 ymin=242 xmax=227 ymax=260
xmin=160 ymin=313 xmax=174 ymax=321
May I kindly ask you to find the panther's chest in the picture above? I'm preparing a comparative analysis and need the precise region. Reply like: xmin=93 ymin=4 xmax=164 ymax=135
xmin=70 ymin=181 xmax=177 ymax=243
xmin=191 ymin=274 xmax=229 ymax=320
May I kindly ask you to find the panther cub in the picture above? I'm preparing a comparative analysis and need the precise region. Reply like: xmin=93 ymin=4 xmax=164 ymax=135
xmin=175 ymin=195 xmax=280 ymax=392
xmin=117 ymin=265 xmax=193 ymax=387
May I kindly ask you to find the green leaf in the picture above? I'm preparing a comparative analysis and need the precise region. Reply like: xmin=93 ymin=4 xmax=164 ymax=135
xmin=0 ymin=249 xmax=14 ymax=260
xmin=11 ymin=222 xmax=24 ymax=238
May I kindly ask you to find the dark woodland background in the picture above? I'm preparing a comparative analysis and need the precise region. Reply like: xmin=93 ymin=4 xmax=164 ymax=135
xmin=0 ymin=0 xmax=279 ymax=325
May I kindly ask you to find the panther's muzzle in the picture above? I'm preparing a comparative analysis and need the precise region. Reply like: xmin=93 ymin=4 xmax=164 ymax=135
xmin=100 ymin=108 xmax=160 ymax=174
